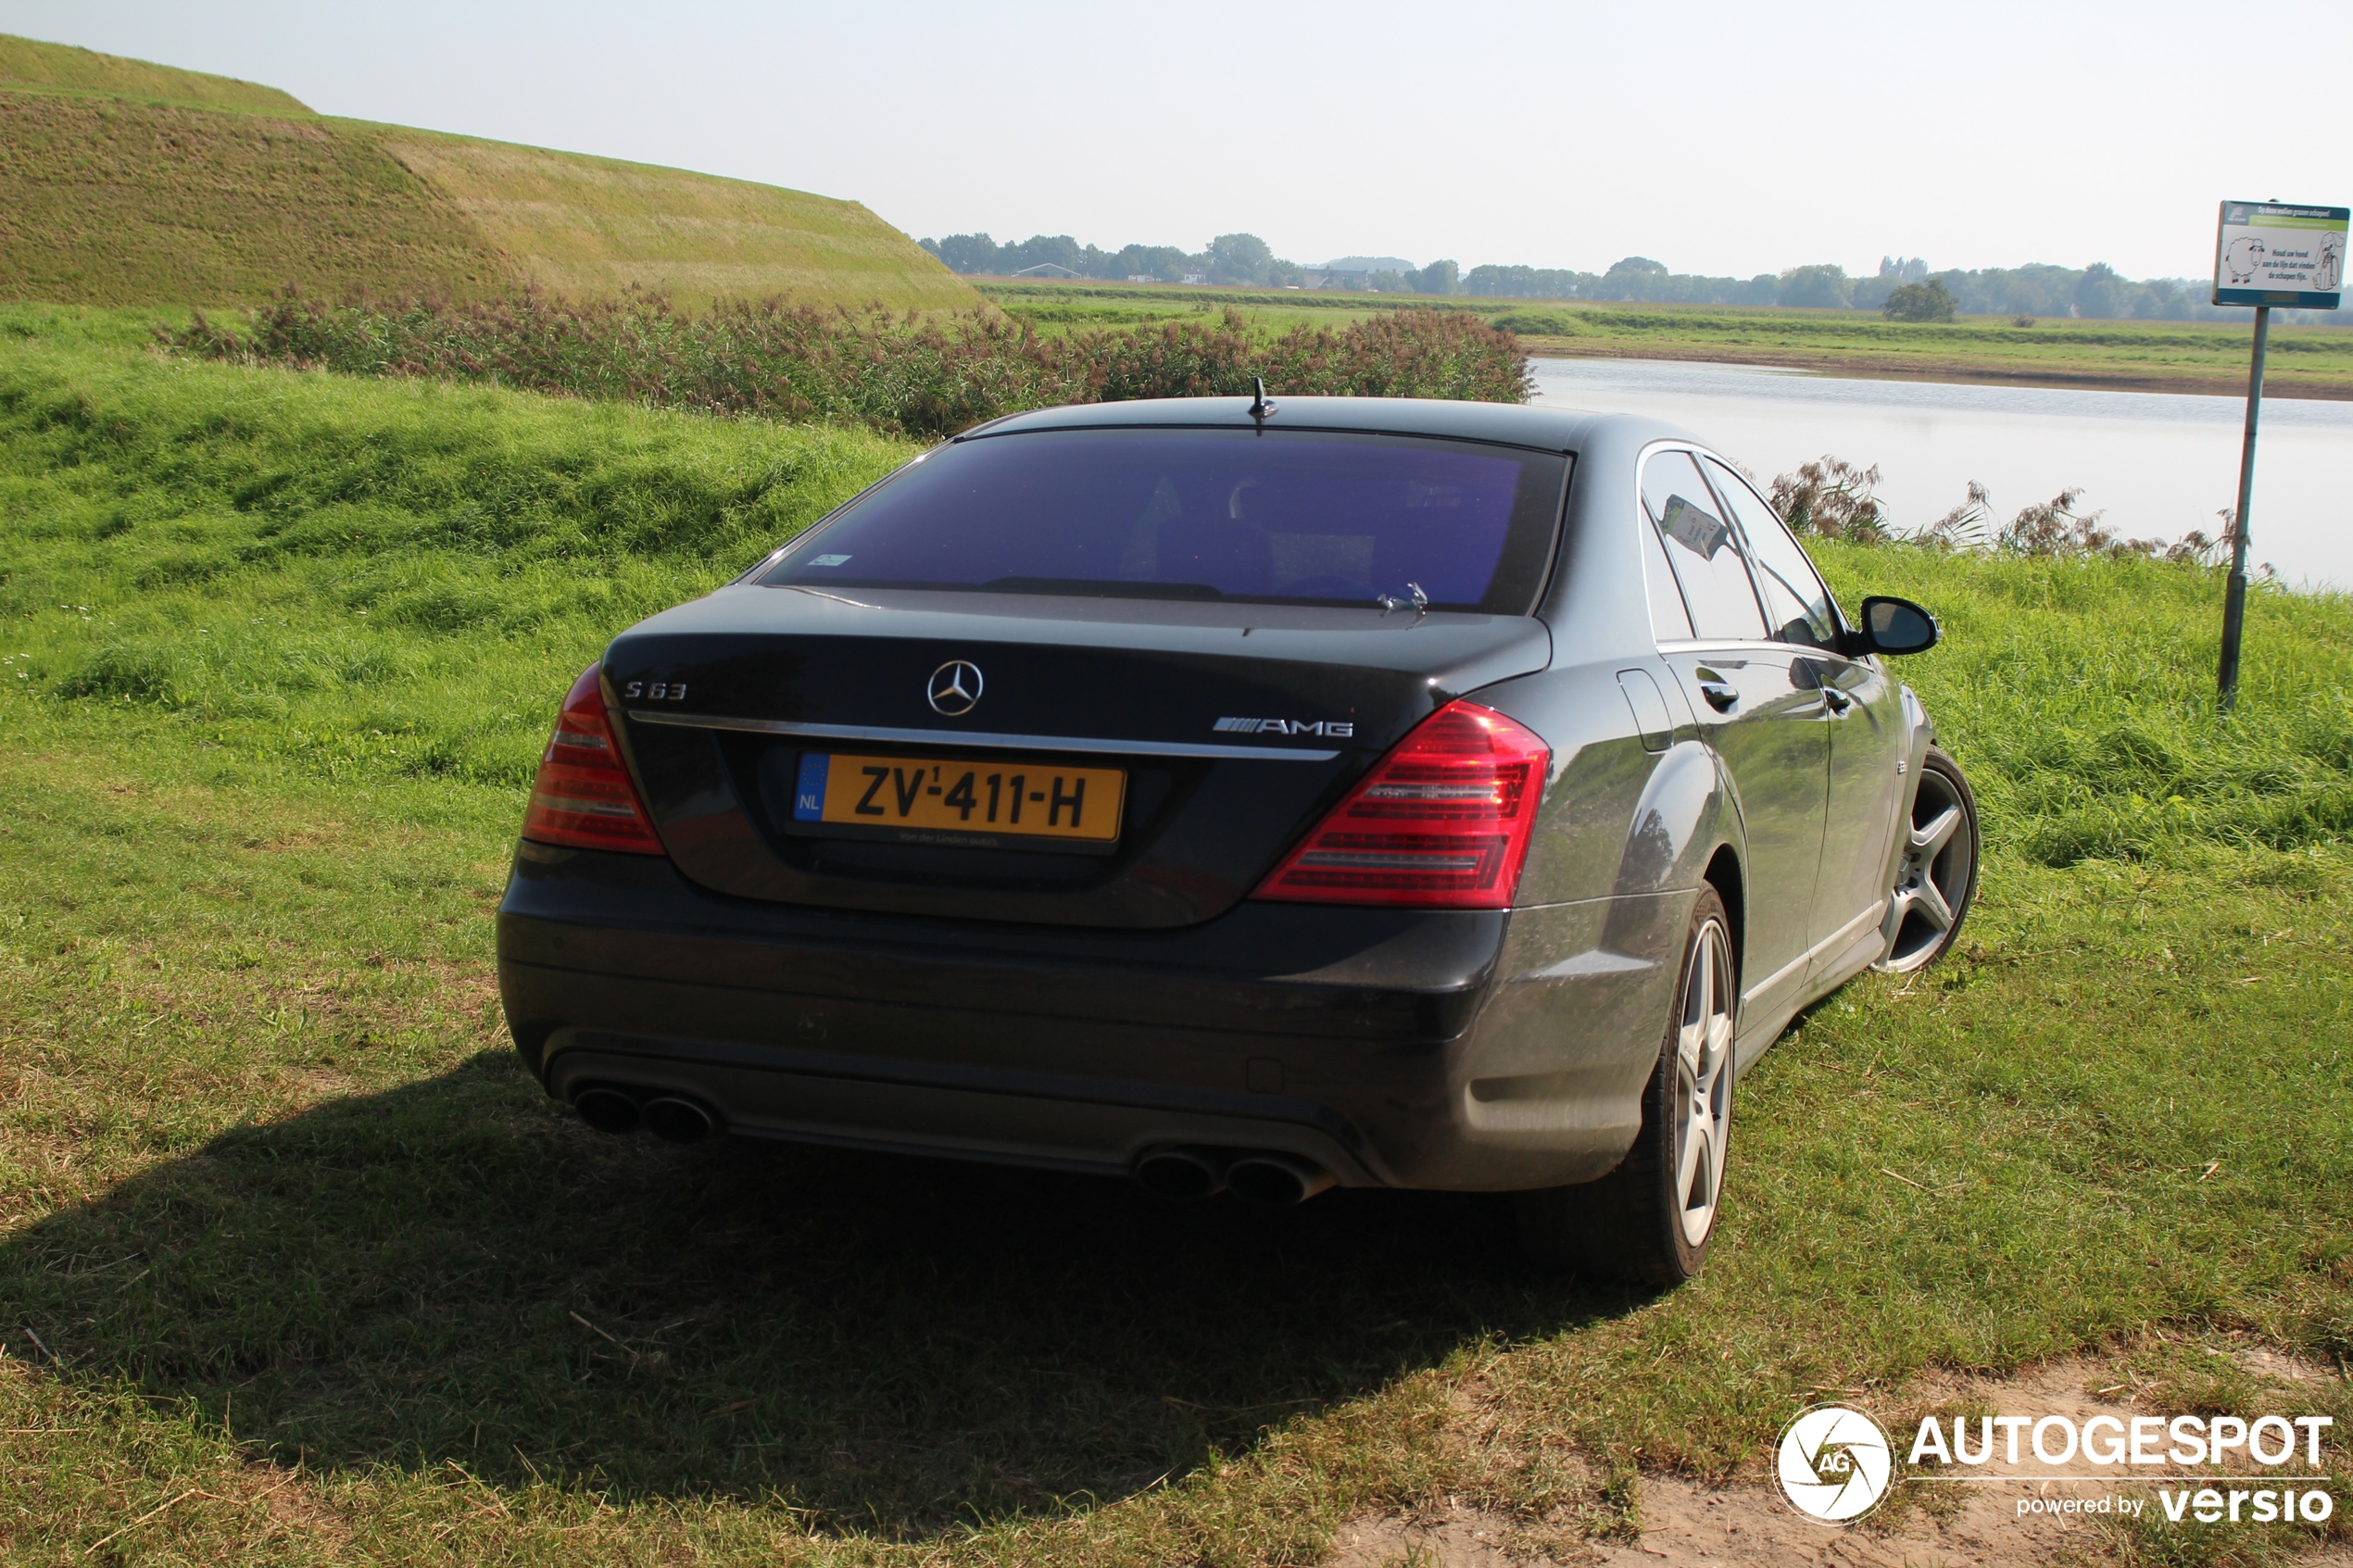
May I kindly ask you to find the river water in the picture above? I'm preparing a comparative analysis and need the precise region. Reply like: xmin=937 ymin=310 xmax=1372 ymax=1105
xmin=1528 ymin=358 xmax=2353 ymax=591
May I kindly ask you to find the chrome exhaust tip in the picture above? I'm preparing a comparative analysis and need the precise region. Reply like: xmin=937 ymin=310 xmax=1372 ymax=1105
xmin=571 ymin=1085 xmax=642 ymax=1135
xmin=1134 ymin=1147 xmax=1227 ymax=1200
xmin=1225 ymin=1154 xmax=1336 ymax=1207
xmin=640 ymin=1095 xmax=718 ymax=1145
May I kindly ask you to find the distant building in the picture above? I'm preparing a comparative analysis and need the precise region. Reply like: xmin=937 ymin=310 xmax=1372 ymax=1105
xmin=1126 ymin=274 xmax=1157 ymax=282
xmin=1315 ymin=256 xmax=1416 ymax=291
xmin=1010 ymin=262 xmax=1081 ymax=279
xmin=1181 ymin=273 xmax=1207 ymax=284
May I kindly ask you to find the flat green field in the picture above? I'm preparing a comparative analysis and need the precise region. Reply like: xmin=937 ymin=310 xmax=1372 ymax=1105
xmin=979 ymin=279 xmax=2353 ymax=400
xmin=0 ymin=32 xmax=974 ymax=313
xmin=0 ymin=312 xmax=2348 ymax=1563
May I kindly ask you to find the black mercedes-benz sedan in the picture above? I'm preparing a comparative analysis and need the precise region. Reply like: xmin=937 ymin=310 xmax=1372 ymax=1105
xmin=497 ymin=394 xmax=1977 ymax=1283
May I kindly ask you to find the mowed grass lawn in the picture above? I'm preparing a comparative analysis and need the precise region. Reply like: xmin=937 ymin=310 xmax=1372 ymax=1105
xmin=0 ymin=311 xmax=2348 ymax=1564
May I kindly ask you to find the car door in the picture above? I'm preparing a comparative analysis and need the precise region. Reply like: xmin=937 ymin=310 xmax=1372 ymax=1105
xmin=1702 ymin=458 xmax=1905 ymax=980
xmin=1639 ymin=448 xmax=1828 ymax=1028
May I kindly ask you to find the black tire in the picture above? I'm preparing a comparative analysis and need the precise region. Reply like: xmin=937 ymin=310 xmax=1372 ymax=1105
xmin=1881 ymin=745 xmax=1979 ymax=972
xmin=1516 ymin=884 xmax=1737 ymax=1286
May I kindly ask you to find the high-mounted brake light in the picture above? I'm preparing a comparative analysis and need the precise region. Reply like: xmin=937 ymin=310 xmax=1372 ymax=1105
xmin=1253 ymin=700 xmax=1549 ymax=909
xmin=521 ymin=665 xmax=666 ymax=856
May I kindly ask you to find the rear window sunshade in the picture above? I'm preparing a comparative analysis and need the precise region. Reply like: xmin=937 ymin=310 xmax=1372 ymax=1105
xmin=761 ymin=428 xmax=1568 ymax=614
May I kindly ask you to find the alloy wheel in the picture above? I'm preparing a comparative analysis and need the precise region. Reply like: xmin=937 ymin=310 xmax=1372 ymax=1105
xmin=1881 ymin=759 xmax=1975 ymax=972
xmin=1673 ymin=917 xmax=1735 ymax=1248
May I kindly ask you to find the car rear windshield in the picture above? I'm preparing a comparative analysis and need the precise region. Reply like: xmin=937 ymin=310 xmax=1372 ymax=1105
xmin=760 ymin=428 xmax=1568 ymax=613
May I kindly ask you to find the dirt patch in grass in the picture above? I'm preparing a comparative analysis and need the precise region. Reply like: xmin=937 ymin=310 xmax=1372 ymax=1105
xmin=1333 ymin=1357 xmax=2353 ymax=1566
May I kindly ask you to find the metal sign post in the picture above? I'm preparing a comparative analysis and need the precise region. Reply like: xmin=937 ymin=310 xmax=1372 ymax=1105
xmin=2210 ymin=200 xmax=2348 ymax=711
xmin=2215 ymin=307 xmax=2267 ymax=711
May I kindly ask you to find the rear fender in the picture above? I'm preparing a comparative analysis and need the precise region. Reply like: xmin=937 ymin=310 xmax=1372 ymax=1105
xmin=1614 ymin=739 xmax=1736 ymax=899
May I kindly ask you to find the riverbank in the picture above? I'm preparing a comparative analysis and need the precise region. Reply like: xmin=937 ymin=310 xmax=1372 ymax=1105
xmin=1505 ymin=320 xmax=2353 ymax=399
xmin=1529 ymin=358 xmax=2353 ymax=588
xmin=1515 ymin=335 xmax=2343 ymax=399
xmin=975 ymin=280 xmax=2353 ymax=401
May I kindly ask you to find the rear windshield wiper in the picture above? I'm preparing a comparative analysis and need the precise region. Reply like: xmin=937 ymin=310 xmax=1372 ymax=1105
xmin=980 ymin=577 xmax=1225 ymax=600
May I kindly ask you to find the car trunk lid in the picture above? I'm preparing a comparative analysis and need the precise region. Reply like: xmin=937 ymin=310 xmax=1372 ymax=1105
xmin=604 ymin=583 xmax=1551 ymax=928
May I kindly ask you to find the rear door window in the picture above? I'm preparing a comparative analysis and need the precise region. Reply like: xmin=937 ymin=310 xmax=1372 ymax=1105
xmin=1703 ymin=458 xmax=1839 ymax=648
xmin=763 ymin=428 xmax=1569 ymax=614
xmin=1642 ymin=450 xmax=1766 ymax=641
xmin=1640 ymin=504 xmax=1694 ymax=641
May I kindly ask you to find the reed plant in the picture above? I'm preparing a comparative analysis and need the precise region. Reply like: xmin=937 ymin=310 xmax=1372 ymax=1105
xmin=160 ymin=292 xmax=1533 ymax=437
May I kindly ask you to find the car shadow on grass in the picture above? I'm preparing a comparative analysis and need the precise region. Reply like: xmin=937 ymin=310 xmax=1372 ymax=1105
xmin=2 ymin=1051 xmax=1647 ymax=1535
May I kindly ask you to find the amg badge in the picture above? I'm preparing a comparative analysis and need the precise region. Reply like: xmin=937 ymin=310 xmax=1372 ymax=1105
xmin=1214 ymin=717 xmax=1354 ymax=737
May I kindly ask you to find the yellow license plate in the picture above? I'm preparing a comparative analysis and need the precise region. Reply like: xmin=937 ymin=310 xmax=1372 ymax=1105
xmin=790 ymin=752 xmax=1125 ymax=843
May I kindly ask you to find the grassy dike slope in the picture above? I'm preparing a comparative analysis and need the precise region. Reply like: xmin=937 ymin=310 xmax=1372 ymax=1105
xmin=0 ymin=313 xmax=2347 ymax=1563
xmin=0 ymin=32 xmax=309 ymax=114
xmin=0 ymin=32 xmax=975 ymax=312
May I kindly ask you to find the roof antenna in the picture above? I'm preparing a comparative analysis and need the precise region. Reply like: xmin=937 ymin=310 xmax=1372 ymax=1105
xmin=1249 ymin=376 xmax=1276 ymax=421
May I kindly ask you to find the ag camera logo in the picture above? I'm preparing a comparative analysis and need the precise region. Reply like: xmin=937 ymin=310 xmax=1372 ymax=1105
xmin=1778 ymin=1404 xmax=1895 ymax=1524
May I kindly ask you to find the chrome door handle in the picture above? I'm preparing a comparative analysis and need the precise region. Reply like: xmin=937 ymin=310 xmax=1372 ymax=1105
xmin=1698 ymin=679 xmax=1739 ymax=712
xmin=1822 ymin=687 xmax=1854 ymax=715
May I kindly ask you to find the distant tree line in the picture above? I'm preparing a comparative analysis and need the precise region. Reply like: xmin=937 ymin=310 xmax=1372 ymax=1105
xmin=925 ymin=231 xmax=2350 ymax=323
xmin=1464 ymin=255 xmax=2344 ymax=321
xmin=922 ymin=233 xmax=1466 ymax=295
xmin=922 ymin=232 xmax=1311 ymax=287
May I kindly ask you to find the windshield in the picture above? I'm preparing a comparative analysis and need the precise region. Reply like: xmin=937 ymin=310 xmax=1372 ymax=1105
xmin=761 ymin=428 xmax=1568 ymax=613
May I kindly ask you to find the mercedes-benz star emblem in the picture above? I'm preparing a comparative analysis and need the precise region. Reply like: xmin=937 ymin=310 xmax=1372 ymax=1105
xmin=927 ymin=660 xmax=984 ymax=716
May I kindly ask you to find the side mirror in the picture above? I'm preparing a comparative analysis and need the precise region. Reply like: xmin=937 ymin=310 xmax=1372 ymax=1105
xmin=1846 ymin=596 xmax=1940 ymax=657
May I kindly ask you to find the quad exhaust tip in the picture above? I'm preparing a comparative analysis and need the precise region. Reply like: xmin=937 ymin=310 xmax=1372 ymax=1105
xmin=569 ymin=1085 xmax=721 ymax=1144
xmin=572 ymin=1085 xmax=641 ymax=1135
xmin=641 ymin=1096 xmax=717 ymax=1145
xmin=1226 ymin=1154 xmax=1337 ymax=1207
xmin=1134 ymin=1147 xmax=1334 ymax=1206
xmin=1135 ymin=1147 xmax=1227 ymax=1200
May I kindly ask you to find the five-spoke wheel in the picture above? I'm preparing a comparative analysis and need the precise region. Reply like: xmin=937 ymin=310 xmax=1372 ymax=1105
xmin=1880 ymin=745 xmax=1979 ymax=972
xmin=1669 ymin=914 xmax=1735 ymax=1250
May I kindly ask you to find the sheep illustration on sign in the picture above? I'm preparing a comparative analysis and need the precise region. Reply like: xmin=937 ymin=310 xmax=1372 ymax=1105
xmin=2212 ymin=201 xmax=2349 ymax=307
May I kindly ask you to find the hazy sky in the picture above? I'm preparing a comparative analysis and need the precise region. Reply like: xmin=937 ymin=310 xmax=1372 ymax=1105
xmin=3 ymin=0 xmax=2344 ymax=282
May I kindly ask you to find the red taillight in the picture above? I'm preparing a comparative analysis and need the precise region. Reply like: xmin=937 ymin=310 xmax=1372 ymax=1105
xmin=1252 ymin=700 xmax=1549 ymax=909
xmin=521 ymin=665 xmax=666 ymax=856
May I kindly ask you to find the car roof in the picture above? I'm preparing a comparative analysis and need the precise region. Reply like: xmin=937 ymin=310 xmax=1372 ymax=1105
xmin=961 ymin=395 xmax=1705 ymax=461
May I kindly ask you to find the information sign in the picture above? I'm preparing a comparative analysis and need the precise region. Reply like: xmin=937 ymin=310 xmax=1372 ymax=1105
xmin=2212 ymin=201 xmax=2347 ymax=308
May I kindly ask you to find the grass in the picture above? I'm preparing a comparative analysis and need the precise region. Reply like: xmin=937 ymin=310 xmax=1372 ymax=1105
xmin=0 ymin=32 xmax=974 ymax=313
xmin=0 ymin=93 xmax=515 ymax=312
xmin=0 ymin=32 xmax=308 ymax=115
xmin=372 ymin=133 xmax=975 ymax=314
xmin=0 ymin=311 xmax=2348 ymax=1564
xmin=977 ymin=279 xmax=2353 ymax=400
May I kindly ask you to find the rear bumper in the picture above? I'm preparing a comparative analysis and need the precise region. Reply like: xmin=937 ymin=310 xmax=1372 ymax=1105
xmin=497 ymin=842 xmax=1686 ymax=1190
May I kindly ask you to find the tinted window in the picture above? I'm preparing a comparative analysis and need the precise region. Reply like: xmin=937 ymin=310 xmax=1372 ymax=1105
xmin=1640 ymin=504 xmax=1693 ymax=641
xmin=1642 ymin=450 xmax=1765 ymax=640
xmin=763 ymin=429 xmax=1567 ymax=613
xmin=1705 ymin=458 xmax=1838 ymax=647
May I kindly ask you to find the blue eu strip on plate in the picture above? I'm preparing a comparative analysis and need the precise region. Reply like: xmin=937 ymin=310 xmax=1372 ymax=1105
xmin=793 ymin=753 xmax=830 ymax=821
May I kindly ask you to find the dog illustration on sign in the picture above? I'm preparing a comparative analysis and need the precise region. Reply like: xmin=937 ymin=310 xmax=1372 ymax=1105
xmin=2319 ymin=232 xmax=2345 ymax=293
xmin=2223 ymin=235 xmax=2267 ymax=283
